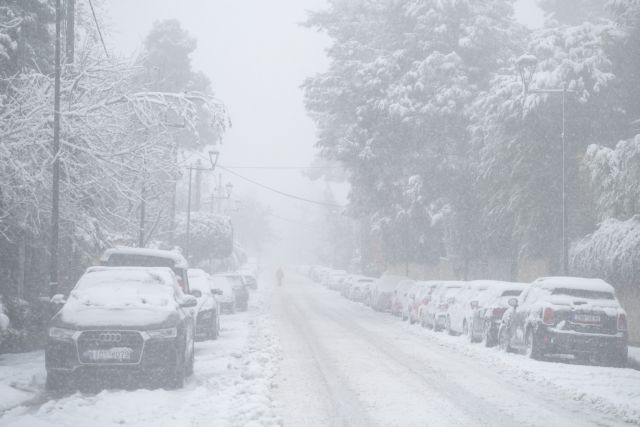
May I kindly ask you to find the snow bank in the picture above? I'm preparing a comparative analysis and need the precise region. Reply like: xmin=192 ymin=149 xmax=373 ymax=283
xmin=398 ymin=321 xmax=640 ymax=424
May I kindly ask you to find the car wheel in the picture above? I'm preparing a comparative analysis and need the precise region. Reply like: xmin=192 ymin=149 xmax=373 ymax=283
xmin=45 ymin=371 xmax=70 ymax=392
xmin=186 ymin=340 xmax=195 ymax=376
xmin=446 ymin=317 xmax=455 ymax=335
xmin=498 ymin=326 xmax=511 ymax=352
xmin=482 ymin=322 xmax=495 ymax=347
xmin=525 ymin=329 xmax=543 ymax=360
xmin=211 ymin=317 xmax=219 ymax=340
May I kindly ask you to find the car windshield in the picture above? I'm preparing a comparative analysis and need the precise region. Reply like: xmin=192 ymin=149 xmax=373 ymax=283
xmin=550 ymin=288 xmax=615 ymax=300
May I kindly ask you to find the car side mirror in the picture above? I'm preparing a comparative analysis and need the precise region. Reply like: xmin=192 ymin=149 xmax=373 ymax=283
xmin=50 ymin=294 xmax=66 ymax=305
xmin=508 ymin=297 xmax=518 ymax=308
xmin=180 ymin=295 xmax=198 ymax=308
xmin=211 ymin=289 xmax=223 ymax=296
xmin=190 ymin=289 xmax=202 ymax=298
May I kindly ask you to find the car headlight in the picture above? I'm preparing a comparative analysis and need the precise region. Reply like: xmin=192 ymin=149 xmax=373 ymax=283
xmin=146 ymin=327 xmax=178 ymax=339
xmin=49 ymin=327 xmax=76 ymax=341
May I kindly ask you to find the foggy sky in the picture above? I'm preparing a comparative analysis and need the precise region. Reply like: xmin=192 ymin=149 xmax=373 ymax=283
xmin=105 ymin=0 xmax=544 ymax=259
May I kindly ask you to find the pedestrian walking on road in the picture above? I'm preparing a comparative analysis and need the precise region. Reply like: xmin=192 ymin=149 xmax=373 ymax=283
xmin=276 ymin=267 xmax=284 ymax=287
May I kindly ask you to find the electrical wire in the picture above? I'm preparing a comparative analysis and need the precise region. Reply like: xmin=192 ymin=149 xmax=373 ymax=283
xmin=88 ymin=0 xmax=109 ymax=58
xmin=219 ymin=165 xmax=340 ymax=170
xmin=216 ymin=165 xmax=344 ymax=208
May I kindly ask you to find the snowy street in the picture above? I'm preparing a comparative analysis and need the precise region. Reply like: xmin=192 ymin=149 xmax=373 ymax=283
xmin=273 ymin=274 xmax=640 ymax=427
xmin=1 ymin=273 xmax=640 ymax=426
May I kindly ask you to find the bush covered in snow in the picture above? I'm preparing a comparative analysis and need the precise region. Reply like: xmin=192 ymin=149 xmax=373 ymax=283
xmin=570 ymin=217 xmax=640 ymax=288
xmin=174 ymin=212 xmax=234 ymax=264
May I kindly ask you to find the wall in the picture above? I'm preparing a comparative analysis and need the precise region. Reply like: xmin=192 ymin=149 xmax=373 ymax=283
xmin=616 ymin=286 xmax=640 ymax=344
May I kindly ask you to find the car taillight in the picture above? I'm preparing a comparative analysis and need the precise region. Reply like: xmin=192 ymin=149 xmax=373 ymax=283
xmin=542 ymin=307 xmax=555 ymax=325
xmin=492 ymin=307 xmax=506 ymax=319
xmin=618 ymin=313 xmax=627 ymax=331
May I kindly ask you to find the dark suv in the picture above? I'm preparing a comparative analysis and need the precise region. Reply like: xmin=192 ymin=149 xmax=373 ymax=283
xmin=45 ymin=267 xmax=197 ymax=390
xmin=498 ymin=277 xmax=628 ymax=366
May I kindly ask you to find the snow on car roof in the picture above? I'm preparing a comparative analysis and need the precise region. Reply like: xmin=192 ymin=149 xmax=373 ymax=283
xmin=534 ymin=276 xmax=615 ymax=292
xmin=100 ymin=246 xmax=188 ymax=269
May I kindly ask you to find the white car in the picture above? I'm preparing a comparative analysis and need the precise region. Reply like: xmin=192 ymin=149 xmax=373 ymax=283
xmin=446 ymin=281 xmax=495 ymax=336
xmin=370 ymin=274 xmax=407 ymax=312
xmin=211 ymin=275 xmax=237 ymax=314
xmin=188 ymin=269 xmax=222 ymax=340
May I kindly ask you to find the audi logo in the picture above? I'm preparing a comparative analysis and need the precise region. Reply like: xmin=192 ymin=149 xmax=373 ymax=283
xmin=97 ymin=332 xmax=122 ymax=343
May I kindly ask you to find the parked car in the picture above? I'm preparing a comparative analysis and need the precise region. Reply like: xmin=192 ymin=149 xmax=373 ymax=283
xmin=348 ymin=277 xmax=375 ymax=302
xmin=445 ymin=281 xmax=495 ymax=336
xmin=340 ymin=275 xmax=358 ymax=298
xmin=100 ymin=247 xmax=191 ymax=293
xmin=238 ymin=270 xmax=258 ymax=290
xmin=219 ymin=273 xmax=249 ymax=311
xmin=187 ymin=269 xmax=222 ymax=340
xmin=469 ymin=282 xmax=527 ymax=346
xmin=498 ymin=277 xmax=628 ymax=366
xmin=325 ymin=270 xmax=348 ymax=291
xmin=370 ymin=274 xmax=406 ymax=312
xmin=421 ymin=282 xmax=463 ymax=331
xmin=211 ymin=275 xmax=237 ymax=314
xmin=391 ymin=279 xmax=415 ymax=317
xmin=45 ymin=267 xmax=196 ymax=390
xmin=410 ymin=281 xmax=440 ymax=325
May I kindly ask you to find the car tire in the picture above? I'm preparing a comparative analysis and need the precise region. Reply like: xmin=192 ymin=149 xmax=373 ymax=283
xmin=498 ymin=326 xmax=512 ymax=353
xmin=45 ymin=371 xmax=70 ymax=392
xmin=482 ymin=322 xmax=495 ymax=347
xmin=525 ymin=329 xmax=543 ymax=360
xmin=166 ymin=355 xmax=186 ymax=390
xmin=186 ymin=340 xmax=195 ymax=376
xmin=211 ymin=318 xmax=219 ymax=340
xmin=446 ymin=317 xmax=455 ymax=335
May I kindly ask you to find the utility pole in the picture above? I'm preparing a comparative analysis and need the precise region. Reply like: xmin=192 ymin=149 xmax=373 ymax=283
xmin=194 ymin=159 xmax=202 ymax=211
xmin=49 ymin=0 xmax=62 ymax=297
xmin=185 ymin=167 xmax=194 ymax=259
xmin=65 ymin=0 xmax=75 ymax=63
xmin=139 ymin=181 xmax=146 ymax=247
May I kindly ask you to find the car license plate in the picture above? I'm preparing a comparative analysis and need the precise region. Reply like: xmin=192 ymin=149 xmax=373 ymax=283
xmin=574 ymin=314 xmax=600 ymax=323
xmin=86 ymin=347 xmax=133 ymax=362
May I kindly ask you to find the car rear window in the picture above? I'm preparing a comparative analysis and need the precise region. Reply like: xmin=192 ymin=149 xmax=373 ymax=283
xmin=500 ymin=290 xmax=521 ymax=297
xmin=550 ymin=288 xmax=614 ymax=300
xmin=106 ymin=254 xmax=175 ymax=268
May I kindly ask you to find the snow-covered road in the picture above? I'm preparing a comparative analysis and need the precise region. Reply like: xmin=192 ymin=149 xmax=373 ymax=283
xmin=1 ymin=272 xmax=639 ymax=426
xmin=274 ymin=274 xmax=640 ymax=427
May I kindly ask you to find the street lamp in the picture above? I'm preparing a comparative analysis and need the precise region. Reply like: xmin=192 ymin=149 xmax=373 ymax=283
xmin=516 ymin=54 xmax=575 ymax=275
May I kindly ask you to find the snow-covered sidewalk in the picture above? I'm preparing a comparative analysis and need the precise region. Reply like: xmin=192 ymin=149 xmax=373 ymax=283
xmin=0 ymin=285 xmax=281 ymax=427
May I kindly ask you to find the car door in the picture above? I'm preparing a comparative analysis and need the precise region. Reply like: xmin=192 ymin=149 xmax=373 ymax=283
xmin=512 ymin=285 xmax=539 ymax=349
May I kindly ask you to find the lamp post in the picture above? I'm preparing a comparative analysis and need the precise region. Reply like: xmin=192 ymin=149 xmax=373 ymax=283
xmin=516 ymin=54 xmax=575 ymax=274
xmin=185 ymin=150 xmax=219 ymax=259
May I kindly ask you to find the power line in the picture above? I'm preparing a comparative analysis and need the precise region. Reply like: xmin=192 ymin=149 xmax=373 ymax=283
xmin=216 ymin=165 xmax=344 ymax=208
xmin=88 ymin=0 xmax=108 ymax=58
xmin=219 ymin=164 xmax=340 ymax=170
